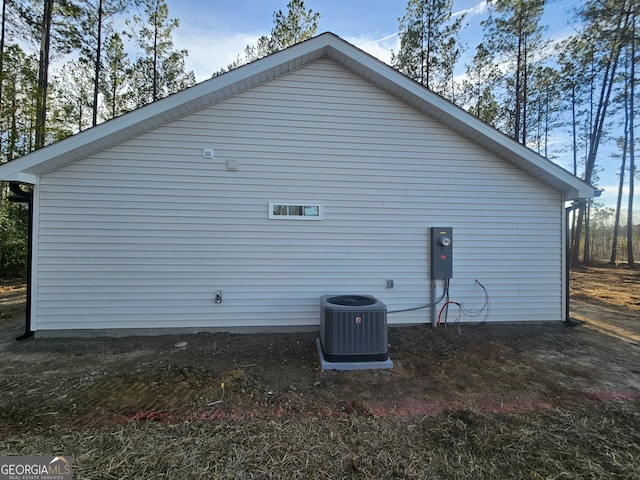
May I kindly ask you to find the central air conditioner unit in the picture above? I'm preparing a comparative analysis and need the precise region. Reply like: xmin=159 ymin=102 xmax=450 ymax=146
xmin=320 ymin=295 xmax=388 ymax=362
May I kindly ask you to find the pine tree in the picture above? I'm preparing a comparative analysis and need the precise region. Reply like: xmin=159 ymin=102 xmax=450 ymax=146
xmin=51 ymin=59 xmax=93 ymax=133
xmin=611 ymin=107 xmax=629 ymax=265
xmin=481 ymin=0 xmax=547 ymax=144
xmin=561 ymin=0 xmax=635 ymax=265
xmin=625 ymin=9 xmax=636 ymax=267
xmin=100 ymin=31 xmax=132 ymax=120
xmin=0 ymin=44 xmax=38 ymax=161
xmin=256 ymin=0 xmax=319 ymax=57
xmin=11 ymin=0 xmax=84 ymax=148
xmin=127 ymin=0 xmax=194 ymax=107
xmin=528 ymin=65 xmax=561 ymax=157
xmin=77 ymin=0 xmax=131 ymax=126
xmin=219 ymin=0 xmax=320 ymax=74
xmin=34 ymin=0 xmax=53 ymax=149
xmin=0 ymin=0 xmax=9 ymax=127
xmin=392 ymin=0 xmax=464 ymax=100
xmin=461 ymin=42 xmax=499 ymax=126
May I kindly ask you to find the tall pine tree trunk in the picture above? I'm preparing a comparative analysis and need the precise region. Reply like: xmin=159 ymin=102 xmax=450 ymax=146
xmin=0 ymin=0 xmax=6 ymax=123
xmin=521 ymin=33 xmax=528 ymax=145
xmin=35 ymin=0 xmax=54 ymax=149
xmin=152 ymin=1 xmax=159 ymax=102
xmin=514 ymin=31 xmax=522 ymax=141
xmin=611 ymin=104 xmax=628 ymax=264
xmin=573 ymin=3 xmax=629 ymax=265
xmin=627 ymin=12 xmax=636 ymax=267
xmin=583 ymin=200 xmax=591 ymax=264
xmin=92 ymin=0 xmax=103 ymax=127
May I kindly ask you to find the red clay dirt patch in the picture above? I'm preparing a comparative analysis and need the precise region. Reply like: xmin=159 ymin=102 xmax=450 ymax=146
xmin=0 ymin=322 xmax=638 ymax=434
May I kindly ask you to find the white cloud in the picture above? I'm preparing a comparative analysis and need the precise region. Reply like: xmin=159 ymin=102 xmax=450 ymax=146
xmin=347 ymin=33 xmax=400 ymax=66
xmin=178 ymin=31 xmax=400 ymax=81
xmin=598 ymin=184 xmax=637 ymax=201
xmin=174 ymin=30 xmax=262 ymax=81
xmin=452 ymin=1 xmax=490 ymax=18
xmin=176 ymin=30 xmax=401 ymax=81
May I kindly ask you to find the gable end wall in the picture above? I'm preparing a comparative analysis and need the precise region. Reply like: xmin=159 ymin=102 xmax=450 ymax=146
xmin=33 ymin=59 xmax=563 ymax=331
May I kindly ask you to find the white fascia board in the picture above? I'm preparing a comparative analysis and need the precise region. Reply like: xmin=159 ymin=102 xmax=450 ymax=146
xmin=0 ymin=157 xmax=39 ymax=183
xmin=0 ymin=171 xmax=38 ymax=184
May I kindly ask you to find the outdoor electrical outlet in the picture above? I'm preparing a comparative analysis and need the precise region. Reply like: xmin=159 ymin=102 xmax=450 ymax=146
xmin=386 ymin=280 xmax=394 ymax=289
xmin=214 ymin=290 xmax=223 ymax=303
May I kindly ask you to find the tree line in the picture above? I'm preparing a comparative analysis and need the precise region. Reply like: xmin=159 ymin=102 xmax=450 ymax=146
xmin=0 ymin=0 xmax=638 ymax=278
xmin=0 ymin=0 xmax=194 ymax=153
xmin=391 ymin=0 xmax=638 ymax=268
xmin=582 ymin=203 xmax=640 ymax=264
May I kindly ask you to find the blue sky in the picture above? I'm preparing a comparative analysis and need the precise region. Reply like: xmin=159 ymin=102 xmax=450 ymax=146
xmin=169 ymin=0 xmax=576 ymax=82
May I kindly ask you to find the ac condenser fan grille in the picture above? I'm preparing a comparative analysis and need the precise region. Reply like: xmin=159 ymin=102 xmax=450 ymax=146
xmin=320 ymin=295 xmax=388 ymax=362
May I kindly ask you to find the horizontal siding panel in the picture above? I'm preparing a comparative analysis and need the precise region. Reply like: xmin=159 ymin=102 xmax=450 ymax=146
xmin=37 ymin=184 xmax=555 ymax=204
xmin=33 ymin=58 xmax=564 ymax=332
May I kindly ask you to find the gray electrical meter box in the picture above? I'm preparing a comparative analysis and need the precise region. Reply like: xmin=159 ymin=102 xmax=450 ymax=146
xmin=430 ymin=227 xmax=453 ymax=279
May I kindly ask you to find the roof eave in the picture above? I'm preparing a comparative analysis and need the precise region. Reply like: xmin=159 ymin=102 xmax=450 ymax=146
xmin=2 ymin=39 xmax=332 ymax=179
xmin=0 ymin=32 xmax=595 ymax=200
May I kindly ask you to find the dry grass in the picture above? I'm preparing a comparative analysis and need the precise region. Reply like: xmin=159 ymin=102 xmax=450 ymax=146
xmin=0 ymin=279 xmax=26 ymax=296
xmin=2 ymin=402 xmax=639 ymax=479
xmin=571 ymin=264 xmax=640 ymax=314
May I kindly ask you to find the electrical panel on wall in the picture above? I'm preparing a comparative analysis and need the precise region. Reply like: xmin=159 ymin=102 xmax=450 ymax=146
xmin=430 ymin=227 xmax=453 ymax=279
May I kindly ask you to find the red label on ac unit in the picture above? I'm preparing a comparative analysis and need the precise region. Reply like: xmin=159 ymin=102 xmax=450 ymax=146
xmin=355 ymin=316 xmax=362 ymax=324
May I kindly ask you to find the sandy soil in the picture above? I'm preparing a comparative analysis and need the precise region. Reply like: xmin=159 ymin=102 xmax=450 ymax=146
xmin=570 ymin=263 xmax=640 ymax=315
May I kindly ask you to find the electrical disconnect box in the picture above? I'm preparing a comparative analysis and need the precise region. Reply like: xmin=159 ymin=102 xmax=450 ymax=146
xmin=430 ymin=227 xmax=453 ymax=279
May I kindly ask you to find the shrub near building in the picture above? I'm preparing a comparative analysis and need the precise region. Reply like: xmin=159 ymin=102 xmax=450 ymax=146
xmin=0 ymin=198 xmax=28 ymax=279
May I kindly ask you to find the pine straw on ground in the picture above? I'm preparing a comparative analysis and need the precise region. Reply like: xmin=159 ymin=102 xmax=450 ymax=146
xmin=2 ymin=402 xmax=638 ymax=479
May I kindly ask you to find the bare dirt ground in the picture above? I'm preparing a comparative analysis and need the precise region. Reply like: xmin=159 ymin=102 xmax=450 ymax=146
xmin=570 ymin=264 xmax=640 ymax=345
xmin=0 ymin=268 xmax=639 ymax=479
xmin=570 ymin=263 xmax=640 ymax=315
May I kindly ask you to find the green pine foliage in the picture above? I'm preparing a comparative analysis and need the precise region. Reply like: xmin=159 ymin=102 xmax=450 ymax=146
xmin=392 ymin=0 xmax=465 ymax=101
xmin=126 ymin=0 xmax=195 ymax=107
xmin=217 ymin=0 xmax=320 ymax=75
xmin=0 ymin=197 xmax=28 ymax=279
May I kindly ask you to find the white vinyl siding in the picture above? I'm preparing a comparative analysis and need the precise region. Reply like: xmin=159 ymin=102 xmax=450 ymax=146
xmin=33 ymin=59 xmax=563 ymax=332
